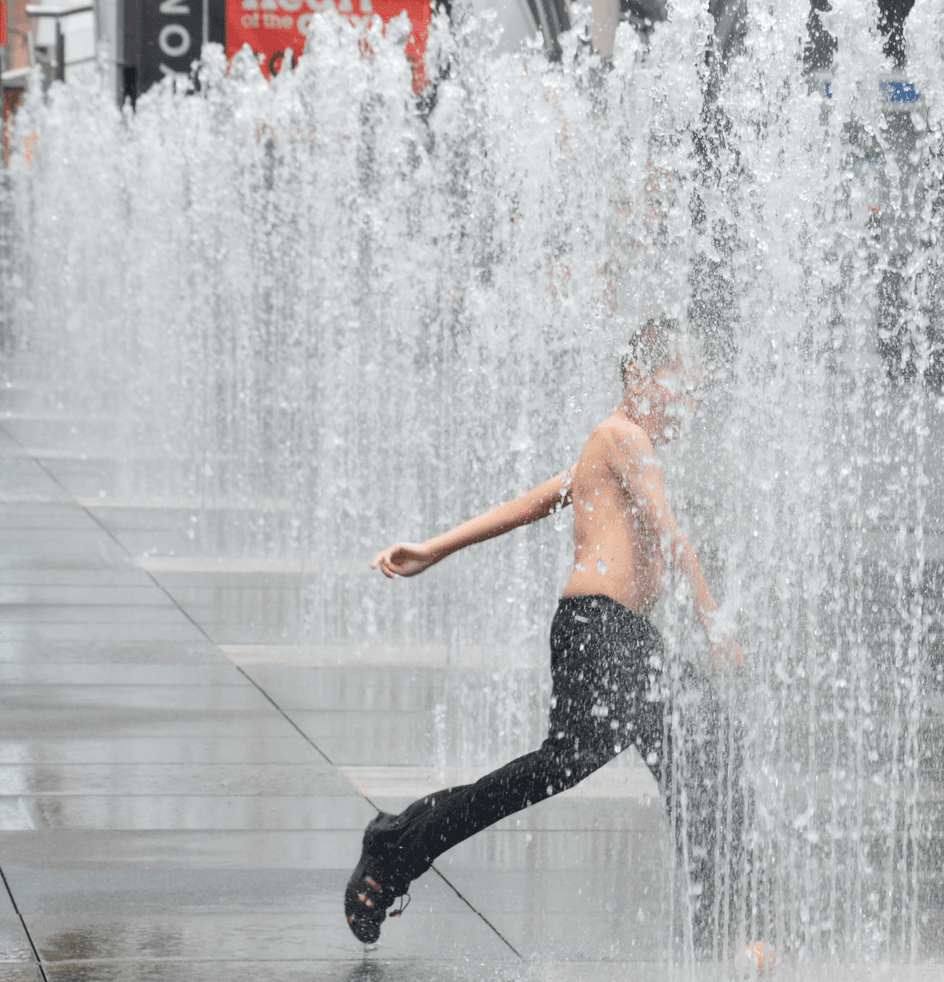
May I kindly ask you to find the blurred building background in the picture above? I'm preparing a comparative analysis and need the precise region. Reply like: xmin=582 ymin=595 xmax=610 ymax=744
xmin=1 ymin=0 xmax=113 ymax=91
xmin=0 ymin=0 xmax=921 ymax=113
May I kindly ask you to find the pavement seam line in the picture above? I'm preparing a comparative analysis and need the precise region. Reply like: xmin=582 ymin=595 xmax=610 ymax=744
xmin=234 ymin=664 xmax=334 ymax=765
xmin=235 ymin=668 xmax=525 ymax=960
xmin=0 ymin=422 xmax=339 ymax=768
xmin=0 ymin=864 xmax=49 ymax=982
xmin=2 ymin=423 xmax=524 ymax=961
xmin=429 ymin=865 xmax=524 ymax=959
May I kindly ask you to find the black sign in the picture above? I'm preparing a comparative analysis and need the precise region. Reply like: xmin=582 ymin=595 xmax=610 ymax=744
xmin=122 ymin=0 xmax=225 ymax=101
xmin=142 ymin=0 xmax=204 ymax=90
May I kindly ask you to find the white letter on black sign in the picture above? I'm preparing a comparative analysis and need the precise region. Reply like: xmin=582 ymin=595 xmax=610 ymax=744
xmin=159 ymin=23 xmax=191 ymax=56
xmin=159 ymin=0 xmax=191 ymax=12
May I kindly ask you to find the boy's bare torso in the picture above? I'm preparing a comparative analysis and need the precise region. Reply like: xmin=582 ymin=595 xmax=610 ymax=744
xmin=563 ymin=412 xmax=666 ymax=614
xmin=371 ymin=352 xmax=739 ymax=670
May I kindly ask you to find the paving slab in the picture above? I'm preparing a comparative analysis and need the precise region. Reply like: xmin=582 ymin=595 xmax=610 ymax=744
xmin=0 ymin=607 xmax=196 ymax=626
xmin=241 ymin=665 xmax=453 ymax=711
xmin=0 ymin=684 xmax=270 ymax=712
xmin=0 ymin=665 xmax=244 ymax=685
xmin=0 ymin=763 xmax=348 ymax=796
xmin=0 ymin=710 xmax=302 ymax=740
xmin=0 ymin=623 xmax=207 ymax=643
xmin=0 ymin=417 xmax=117 ymax=450
xmin=0 ymin=641 xmax=226 ymax=664
xmin=0 ymin=586 xmax=176 ymax=606
xmin=0 ymin=738 xmax=325 ymax=765
xmin=0 ymin=570 xmax=160 ymax=587
xmin=0 ymin=531 xmax=131 ymax=560
xmin=0 ymin=964 xmax=44 ymax=982
xmin=0 ymin=830 xmax=375 ymax=869
xmin=5 ymin=794 xmax=371 ymax=830
xmin=19 ymin=458 xmax=119 ymax=500
xmin=0 ymin=882 xmax=34 ymax=966
xmin=0 ymin=458 xmax=70 ymax=504
xmin=0 ymin=505 xmax=100 ymax=530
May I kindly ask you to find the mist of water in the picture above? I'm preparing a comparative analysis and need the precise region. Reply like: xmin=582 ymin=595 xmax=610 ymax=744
xmin=2 ymin=0 xmax=943 ymax=971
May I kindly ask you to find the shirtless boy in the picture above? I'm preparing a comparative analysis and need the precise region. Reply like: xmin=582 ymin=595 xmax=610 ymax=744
xmin=344 ymin=318 xmax=742 ymax=945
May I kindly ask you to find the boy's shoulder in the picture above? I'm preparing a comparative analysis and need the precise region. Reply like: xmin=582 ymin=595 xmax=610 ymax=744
xmin=591 ymin=412 xmax=649 ymax=449
xmin=584 ymin=414 xmax=659 ymax=474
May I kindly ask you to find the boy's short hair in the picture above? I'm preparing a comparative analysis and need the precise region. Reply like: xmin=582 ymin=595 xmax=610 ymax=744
xmin=620 ymin=315 xmax=678 ymax=385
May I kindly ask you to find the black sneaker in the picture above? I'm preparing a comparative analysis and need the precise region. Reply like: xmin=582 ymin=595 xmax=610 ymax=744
xmin=344 ymin=812 xmax=413 ymax=944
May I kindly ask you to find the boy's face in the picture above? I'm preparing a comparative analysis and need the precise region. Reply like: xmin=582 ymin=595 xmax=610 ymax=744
xmin=644 ymin=357 xmax=701 ymax=444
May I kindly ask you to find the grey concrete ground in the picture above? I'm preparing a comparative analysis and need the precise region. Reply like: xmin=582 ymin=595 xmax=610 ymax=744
xmin=0 ymin=379 xmax=681 ymax=982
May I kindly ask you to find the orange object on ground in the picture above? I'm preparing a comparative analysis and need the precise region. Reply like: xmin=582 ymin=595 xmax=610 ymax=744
xmin=734 ymin=940 xmax=777 ymax=974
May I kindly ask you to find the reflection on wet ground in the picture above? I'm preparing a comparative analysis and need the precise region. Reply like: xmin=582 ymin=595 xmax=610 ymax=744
xmin=4 ymin=394 xmax=944 ymax=981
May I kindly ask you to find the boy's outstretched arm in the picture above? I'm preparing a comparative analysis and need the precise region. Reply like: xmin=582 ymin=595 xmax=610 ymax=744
xmin=372 ymin=468 xmax=576 ymax=579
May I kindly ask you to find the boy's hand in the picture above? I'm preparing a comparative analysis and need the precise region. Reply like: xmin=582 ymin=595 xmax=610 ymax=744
xmin=708 ymin=637 xmax=744 ymax=672
xmin=371 ymin=543 xmax=435 ymax=578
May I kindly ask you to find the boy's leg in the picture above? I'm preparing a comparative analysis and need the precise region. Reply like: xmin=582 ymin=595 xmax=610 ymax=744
xmin=660 ymin=665 xmax=748 ymax=960
xmin=345 ymin=595 xmax=667 ymax=942
xmin=386 ymin=597 xmax=666 ymax=867
xmin=681 ymin=677 xmax=748 ymax=959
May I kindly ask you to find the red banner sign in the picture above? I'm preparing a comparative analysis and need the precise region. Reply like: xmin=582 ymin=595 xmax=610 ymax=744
xmin=226 ymin=0 xmax=429 ymax=88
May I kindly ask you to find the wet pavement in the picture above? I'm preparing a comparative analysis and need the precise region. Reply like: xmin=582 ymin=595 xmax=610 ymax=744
xmin=0 ymin=382 xmax=682 ymax=982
